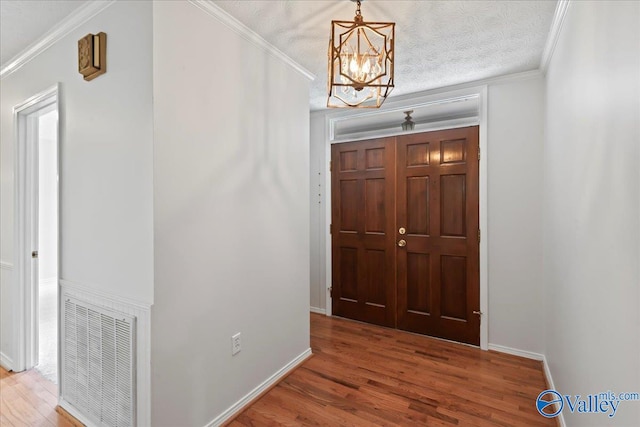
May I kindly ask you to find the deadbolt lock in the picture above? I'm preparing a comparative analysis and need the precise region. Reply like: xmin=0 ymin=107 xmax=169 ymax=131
xmin=398 ymin=239 xmax=407 ymax=247
xmin=398 ymin=227 xmax=406 ymax=235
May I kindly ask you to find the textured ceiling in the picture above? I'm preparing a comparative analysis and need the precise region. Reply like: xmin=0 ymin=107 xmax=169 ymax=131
xmin=213 ymin=0 xmax=557 ymax=110
xmin=0 ymin=0 xmax=86 ymax=65
xmin=1 ymin=1 xmax=557 ymax=110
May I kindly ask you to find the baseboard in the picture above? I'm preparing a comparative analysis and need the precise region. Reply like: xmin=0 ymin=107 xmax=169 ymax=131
xmin=490 ymin=344 xmax=566 ymax=427
xmin=205 ymin=348 xmax=313 ymax=427
xmin=542 ymin=355 xmax=566 ymax=427
xmin=310 ymin=306 xmax=326 ymax=315
xmin=0 ymin=352 xmax=14 ymax=371
xmin=488 ymin=343 xmax=544 ymax=361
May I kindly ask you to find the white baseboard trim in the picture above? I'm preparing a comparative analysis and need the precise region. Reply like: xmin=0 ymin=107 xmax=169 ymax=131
xmin=541 ymin=355 xmax=566 ymax=427
xmin=488 ymin=343 xmax=544 ymax=361
xmin=310 ymin=306 xmax=326 ymax=315
xmin=205 ymin=348 xmax=313 ymax=427
xmin=0 ymin=352 xmax=14 ymax=371
xmin=490 ymin=344 xmax=566 ymax=426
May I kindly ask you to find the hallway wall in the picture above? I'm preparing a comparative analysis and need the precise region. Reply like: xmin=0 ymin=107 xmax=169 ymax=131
xmin=0 ymin=1 xmax=155 ymax=368
xmin=543 ymin=2 xmax=640 ymax=425
xmin=151 ymin=2 xmax=312 ymax=425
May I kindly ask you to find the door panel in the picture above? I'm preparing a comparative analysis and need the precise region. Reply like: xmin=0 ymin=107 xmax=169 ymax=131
xmin=440 ymin=174 xmax=466 ymax=237
xmin=364 ymin=179 xmax=386 ymax=232
xmin=406 ymin=253 xmax=430 ymax=314
xmin=331 ymin=126 xmax=480 ymax=345
xmin=397 ymin=127 xmax=480 ymax=345
xmin=406 ymin=177 xmax=430 ymax=235
xmin=331 ymin=138 xmax=396 ymax=327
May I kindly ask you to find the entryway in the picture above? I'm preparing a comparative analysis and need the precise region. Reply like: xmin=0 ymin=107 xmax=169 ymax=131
xmin=13 ymin=86 xmax=59 ymax=381
xmin=331 ymin=126 xmax=480 ymax=345
xmin=35 ymin=107 xmax=59 ymax=383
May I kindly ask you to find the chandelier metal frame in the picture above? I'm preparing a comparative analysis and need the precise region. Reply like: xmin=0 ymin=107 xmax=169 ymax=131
xmin=327 ymin=0 xmax=395 ymax=108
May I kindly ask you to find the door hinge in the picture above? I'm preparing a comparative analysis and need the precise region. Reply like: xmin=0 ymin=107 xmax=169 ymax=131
xmin=478 ymin=146 xmax=481 ymax=161
xmin=330 ymin=223 xmax=333 ymax=234
xmin=478 ymin=229 xmax=481 ymax=243
xmin=32 ymin=251 xmax=38 ymax=259
xmin=329 ymin=286 xmax=333 ymax=297
xmin=329 ymin=160 xmax=332 ymax=172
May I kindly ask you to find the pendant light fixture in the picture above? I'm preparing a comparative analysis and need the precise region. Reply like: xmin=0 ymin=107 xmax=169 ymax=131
xmin=401 ymin=110 xmax=415 ymax=131
xmin=327 ymin=0 xmax=395 ymax=108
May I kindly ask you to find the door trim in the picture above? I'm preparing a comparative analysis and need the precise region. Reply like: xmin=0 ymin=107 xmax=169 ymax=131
xmin=324 ymin=85 xmax=489 ymax=350
xmin=12 ymin=84 xmax=59 ymax=371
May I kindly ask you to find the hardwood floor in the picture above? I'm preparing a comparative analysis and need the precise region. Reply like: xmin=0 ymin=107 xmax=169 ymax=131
xmin=229 ymin=313 xmax=556 ymax=426
xmin=0 ymin=315 xmax=556 ymax=426
xmin=0 ymin=367 xmax=79 ymax=426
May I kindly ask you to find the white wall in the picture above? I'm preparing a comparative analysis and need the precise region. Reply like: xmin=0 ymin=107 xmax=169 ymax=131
xmin=38 ymin=110 xmax=58 ymax=284
xmin=309 ymin=113 xmax=327 ymax=311
xmin=544 ymin=2 xmax=640 ymax=426
xmin=151 ymin=2 xmax=311 ymax=425
xmin=0 ymin=0 xmax=154 ymax=362
xmin=309 ymin=75 xmax=546 ymax=353
xmin=487 ymin=76 xmax=545 ymax=354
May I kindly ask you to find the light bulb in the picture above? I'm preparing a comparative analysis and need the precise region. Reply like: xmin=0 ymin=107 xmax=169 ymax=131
xmin=350 ymin=57 xmax=358 ymax=74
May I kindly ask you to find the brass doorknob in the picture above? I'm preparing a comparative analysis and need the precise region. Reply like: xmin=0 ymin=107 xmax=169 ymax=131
xmin=398 ymin=239 xmax=407 ymax=247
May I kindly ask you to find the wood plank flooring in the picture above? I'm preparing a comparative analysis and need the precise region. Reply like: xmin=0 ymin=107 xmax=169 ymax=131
xmin=229 ymin=313 xmax=556 ymax=426
xmin=0 ymin=367 xmax=79 ymax=426
xmin=0 ymin=314 xmax=556 ymax=426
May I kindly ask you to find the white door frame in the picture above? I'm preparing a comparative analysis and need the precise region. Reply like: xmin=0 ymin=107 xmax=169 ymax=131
xmin=323 ymin=85 xmax=489 ymax=350
xmin=13 ymin=84 xmax=59 ymax=372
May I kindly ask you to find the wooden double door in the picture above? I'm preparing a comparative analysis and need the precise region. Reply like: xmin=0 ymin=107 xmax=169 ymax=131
xmin=331 ymin=126 xmax=480 ymax=345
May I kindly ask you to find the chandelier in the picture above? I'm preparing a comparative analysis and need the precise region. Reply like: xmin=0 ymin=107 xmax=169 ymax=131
xmin=327 ymin=0 xmax=395 ymax=108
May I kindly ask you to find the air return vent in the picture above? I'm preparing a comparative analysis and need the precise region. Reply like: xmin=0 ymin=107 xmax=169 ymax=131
xmin=62 ymin=297 xmax=136 ymax=427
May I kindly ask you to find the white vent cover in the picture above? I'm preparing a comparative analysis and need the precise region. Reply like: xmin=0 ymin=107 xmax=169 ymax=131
xmin=62 ymin=297 xmax=136 ymax=427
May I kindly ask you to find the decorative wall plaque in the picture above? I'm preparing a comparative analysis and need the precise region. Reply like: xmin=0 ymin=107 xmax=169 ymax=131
xmin=78 ymin=32 xmax=106 ymax=81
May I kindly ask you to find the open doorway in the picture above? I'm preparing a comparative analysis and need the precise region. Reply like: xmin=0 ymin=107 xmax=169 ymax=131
xmin=13 ymin=85 xmax=59 ymax=384
xmin=35 ymin=108 xmax=58 ymax=383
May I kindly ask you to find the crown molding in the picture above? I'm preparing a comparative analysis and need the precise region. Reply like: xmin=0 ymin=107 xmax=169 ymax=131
xmin=540 ymin=0 xmax=571 ymax=73
xmin=0 ymin=0 xmax=116 ymax=80
xmin=188 ymin=0 xmax=315 ymax=81
xmin=311 ymin=69 xmax=542 ymax=116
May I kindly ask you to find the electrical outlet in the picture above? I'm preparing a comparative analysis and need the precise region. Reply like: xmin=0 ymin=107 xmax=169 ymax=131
xmin=232 ymin=333 xmax=241 ymax=356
